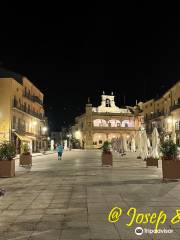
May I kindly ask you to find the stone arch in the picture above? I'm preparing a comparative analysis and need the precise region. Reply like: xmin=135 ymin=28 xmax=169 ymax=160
xmin=93 ymin=119 xmax=107 ymax=127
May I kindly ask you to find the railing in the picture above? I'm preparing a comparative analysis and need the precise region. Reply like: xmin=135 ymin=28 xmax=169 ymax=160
xmin=170 ymin=103 xmax=180 ymax=111
xmin=144 ymin=110 xmax=170 ymax=121
xmin=12 ymin=101 xmax=43 ymax=120
xmin=23 ymin=92 xmax=43 ymax=105
xmin=12 ymin=123 xmax=26 ymax=132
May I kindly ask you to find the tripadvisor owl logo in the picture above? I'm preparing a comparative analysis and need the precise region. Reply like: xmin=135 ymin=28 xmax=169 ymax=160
xmin=135 ymin=227 xmax=143 ymax=236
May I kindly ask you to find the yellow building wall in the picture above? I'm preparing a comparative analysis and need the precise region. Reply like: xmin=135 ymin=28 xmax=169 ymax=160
xmin=0 ymin=79 xmax=12 ymax=141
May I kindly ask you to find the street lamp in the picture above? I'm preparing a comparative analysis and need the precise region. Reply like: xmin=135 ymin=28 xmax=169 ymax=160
xmin=32 ymin=121 xmax=37 ymax=126
xmin=42 ymin=126 xmax=48 ymax=134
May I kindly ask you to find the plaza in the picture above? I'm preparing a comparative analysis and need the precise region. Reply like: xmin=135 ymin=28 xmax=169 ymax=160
xmin=1 ymin=150 xmax=180 ymax=239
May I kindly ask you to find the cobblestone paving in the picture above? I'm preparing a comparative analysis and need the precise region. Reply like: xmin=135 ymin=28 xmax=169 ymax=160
xmin=0 ymin=150 xmax=180 ymax=239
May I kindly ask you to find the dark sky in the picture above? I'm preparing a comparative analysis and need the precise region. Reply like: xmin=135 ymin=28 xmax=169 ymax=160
xmin=0 ymin=2 xmax=180 ymax=130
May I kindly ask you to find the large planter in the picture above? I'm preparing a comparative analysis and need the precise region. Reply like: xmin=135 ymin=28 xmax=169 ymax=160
xmin=102 ymin=152 xmax=113 ymax=166
xmin=20 ymin=154 xmax=32 ymax=166
xmin=146 ymin=157 xmax=158 ymax=168
xmin=0 ymin=159 xmax=15 ymax=177
xmin=162 ymin=158 xmax=180 ymax=180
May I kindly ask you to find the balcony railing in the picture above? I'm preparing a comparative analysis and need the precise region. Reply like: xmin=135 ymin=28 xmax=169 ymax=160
xmin=170 ymin=103 xmax=180 ymax=111
xmin=144 ymin=110 xmax=171 ymax=121
xmin=12 ymin=122 xmax=26 ymax=132
xmin=23 ymin=92 xmax=43 ymax=105
xmin=12 ymin=101 xmax=43 ymax=120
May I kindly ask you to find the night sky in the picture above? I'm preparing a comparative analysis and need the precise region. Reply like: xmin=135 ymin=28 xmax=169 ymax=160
xmin=0 ymin=2 xmax=180 ymax=130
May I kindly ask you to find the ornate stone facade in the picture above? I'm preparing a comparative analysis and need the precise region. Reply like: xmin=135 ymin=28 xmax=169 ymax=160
xmin=72 ymin=93 xmax=142 ymax=149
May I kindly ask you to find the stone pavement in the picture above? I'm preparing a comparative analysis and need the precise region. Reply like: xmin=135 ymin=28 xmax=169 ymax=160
xmin=0 ymin=150 xmax=180 ymax=239
xmin=14 ymin=151 xmax=56 ymax=160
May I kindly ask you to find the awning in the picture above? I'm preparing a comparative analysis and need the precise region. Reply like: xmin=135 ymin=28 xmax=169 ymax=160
xmin=25 ymin=135 xmax=36 ymax=140
xmin=14 ymin=132 xmax=34 ymax=142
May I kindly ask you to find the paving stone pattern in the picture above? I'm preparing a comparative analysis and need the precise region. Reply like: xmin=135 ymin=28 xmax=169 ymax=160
xmin=0 ymin=150 xmax=180 ymax=239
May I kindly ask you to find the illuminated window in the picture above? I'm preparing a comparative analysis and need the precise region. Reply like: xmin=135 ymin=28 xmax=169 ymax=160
xmin=121 ymin=120 xmax=134 ymax=128
xmin=93 ymin=119 xmax=107 ymax=127
xmin=108 ymin=119 xmax=121 ymax=127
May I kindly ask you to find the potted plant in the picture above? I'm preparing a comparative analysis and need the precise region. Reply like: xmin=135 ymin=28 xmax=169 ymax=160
xmin=20 ymin=143 xmax=32 ymax=166
xmin=101 ymin=141 xmax=113 ymax=166
xmin=160 ymin=140 xmax=180 ymax=179
xmin=0 ymin=142 xmax=16 ymax=177
xmin=146 ymin=157 xmax=159 ymax=168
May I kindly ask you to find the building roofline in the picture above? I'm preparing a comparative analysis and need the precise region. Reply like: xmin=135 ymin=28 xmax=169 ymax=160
xmin=0 ymin=68 xmax=23 ymax=85
xmin=23 ymin=77 xmax=44 ymax=96
xmin=143 ymin=80 xmax=180 ymax=104
xmin=0 ymin=68 xmax=44 ymax=96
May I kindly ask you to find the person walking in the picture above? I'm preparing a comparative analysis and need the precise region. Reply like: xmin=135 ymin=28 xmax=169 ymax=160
xmin=57 ymin=143 xmax=63 ymax=160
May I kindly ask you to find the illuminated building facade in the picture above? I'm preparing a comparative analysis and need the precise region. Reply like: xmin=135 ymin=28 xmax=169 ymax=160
xmin=0 ymin=69 xmax=48 ymax=153
xmin=142 ymin=81 xmax=180 ymax=144
xmin=72 ymin=93 xmax=142 ymax=149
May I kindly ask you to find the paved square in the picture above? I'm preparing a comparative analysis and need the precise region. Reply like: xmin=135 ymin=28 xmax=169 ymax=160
xmin=0 ymin=150 xmax=180 ymax=239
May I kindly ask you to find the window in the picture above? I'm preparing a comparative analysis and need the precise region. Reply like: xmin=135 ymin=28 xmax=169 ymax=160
xmin=13 ymin=116 xmax=16 ymax=129
xmin=176 ymin=121 xmax=180 ymax=131
xmin=13 ymin=96 xmax=17 ymax=107
xmin=23 ymin=103 xmax=26 ymax=112
xmin=26 ymin=122 xmax=29 ymax=132
xmin=18 ymin=118 xmax=21 ymax=130
xmin=106 ymin=99 xmax=111 ymax=107
xmin=93 ymin=119 xmax=107 ymax=127
xmin=99 ymin=140 xmax=102 ymax=144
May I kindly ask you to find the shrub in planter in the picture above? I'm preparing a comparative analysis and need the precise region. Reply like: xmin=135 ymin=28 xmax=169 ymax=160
xmin=145 ymin=157 xmax=159 ymax=168
xmin=101 ymin=141 xmax=112 ymax=166
xmin=160 ymin=140 xmax=178 ymax=160
xmin=160 ymin=140 xmax=180 ymax=179
xmin=20 ymin=143 xmax=32 ymax=166
xmin=0 ymin=142 xmax=16 ymax=177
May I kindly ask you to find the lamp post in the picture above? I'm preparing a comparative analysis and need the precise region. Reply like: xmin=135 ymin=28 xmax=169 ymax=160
xmin=42 ymin=126 xmax=48 ymax=151
xmin=67 ymin=133 xmax=72 ymax=150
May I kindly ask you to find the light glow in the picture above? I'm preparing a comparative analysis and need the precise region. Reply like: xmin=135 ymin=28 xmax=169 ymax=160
xmin=42 ymin=126 xmax=48 ymax=132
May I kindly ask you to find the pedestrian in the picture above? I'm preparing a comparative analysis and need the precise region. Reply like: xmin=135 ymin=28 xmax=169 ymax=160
xmin=57 ymin=143 xmax=63 ymax=160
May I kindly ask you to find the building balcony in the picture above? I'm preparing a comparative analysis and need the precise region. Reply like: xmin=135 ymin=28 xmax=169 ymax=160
xmin=170 ymin=103 xmax=180 ymax=112
xmin=144 ymin=110 xmax=170 ymax=121
xmin=23 ymin=92 xmax=43 ymax=106
xmin=12 ymin=102 xmax=44 ymax=120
